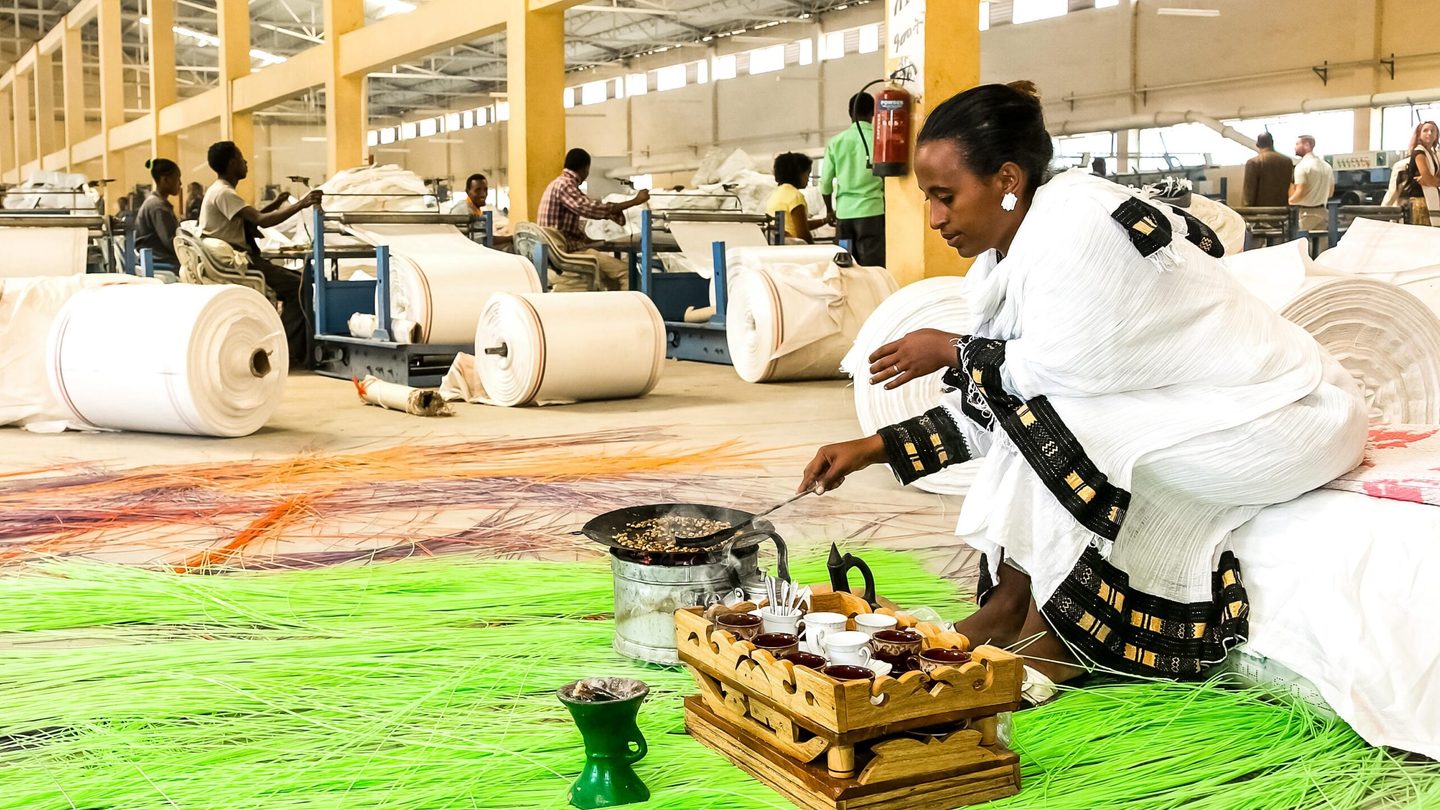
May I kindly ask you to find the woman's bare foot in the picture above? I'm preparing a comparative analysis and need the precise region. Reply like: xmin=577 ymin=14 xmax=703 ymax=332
xmin=954 ymin=562 xmax=1031 ymax=649
xmin=1013 ymin=600 xmax=1086 ymax=684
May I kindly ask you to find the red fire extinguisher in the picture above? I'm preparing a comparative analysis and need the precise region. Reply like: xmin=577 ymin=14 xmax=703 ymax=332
xmin=872 ymin=81 xmax=912 ymax=177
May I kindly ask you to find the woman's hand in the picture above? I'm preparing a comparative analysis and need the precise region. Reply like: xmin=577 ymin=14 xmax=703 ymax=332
xmin=799 ymin=435 xmax=887 ymax=494
xmin=868 ymin=329 xmax=963 ymax=390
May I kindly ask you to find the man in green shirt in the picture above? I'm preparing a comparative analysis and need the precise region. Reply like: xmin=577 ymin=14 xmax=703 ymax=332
xmin=820 ymin=92 xmax=887 ymax=267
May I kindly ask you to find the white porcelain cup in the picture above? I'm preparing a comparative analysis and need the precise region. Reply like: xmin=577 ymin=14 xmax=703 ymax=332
xmin=824 ymin=630 xmax=873 ymax=667
xmin=802 ymin=611 xmax=847 ymax=653
xmin=853 ymin=613 xmax=898 ymax=637
xmin=760 ymin=606 xmax=802 ymax=636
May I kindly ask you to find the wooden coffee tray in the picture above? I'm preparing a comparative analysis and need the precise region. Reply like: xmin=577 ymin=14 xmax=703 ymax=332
xmin=673 ymin=586 xmax=1024 ymax=807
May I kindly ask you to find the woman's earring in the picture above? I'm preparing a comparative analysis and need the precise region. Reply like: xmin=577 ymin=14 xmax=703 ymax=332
xmin=1001 ymin=192 xmax=1018 ymax=212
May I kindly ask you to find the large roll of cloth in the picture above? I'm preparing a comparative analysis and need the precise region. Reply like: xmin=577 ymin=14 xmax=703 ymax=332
xmin=47 ymin=284 xmax=287 ymax=437
xmin=473 ymin=291 xmax=665 ymax=407
xmin=725 ymin=247 xmax=897 ymax=383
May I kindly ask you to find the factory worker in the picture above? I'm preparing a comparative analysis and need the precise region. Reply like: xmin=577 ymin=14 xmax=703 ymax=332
xmin=450 ymin=173 xmax=488 ymax=217
xmin=200 ymin=140 xmax=322 ymax=366
xmin=799 ymin=82 xmax=1365 ymax=687
xmin=821 ymin=92 xmax=886 ymax=267
xmin=134 ymin=158 xmax=182 ymax=268
xmin=1288 ymin=135 xmax=1335 ymax=247
xmin=766 ymin=152 xmax=825 ymax=243
xmin=537 ymin=148 xmax=649 ymax=291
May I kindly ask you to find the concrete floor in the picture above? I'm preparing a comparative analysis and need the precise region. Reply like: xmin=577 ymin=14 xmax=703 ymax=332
xmin=0 ymin=359 xmax=976 ymax=582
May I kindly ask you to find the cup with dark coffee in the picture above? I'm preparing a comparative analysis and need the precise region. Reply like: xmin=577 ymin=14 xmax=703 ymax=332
xmin=751 ymin=632 xmax=800 ymax=658
xmin=781 ymin=650 xmax=827 ymax=670
xmin=715 ymin=612 xmax=763 ymax=641
xmin=915 ymin=647 xmax=972 ymax=676
xmin=870 ymin=628 xmax=924 ymax=671
xmin=821 ymin=664 xmax=876 ymax=682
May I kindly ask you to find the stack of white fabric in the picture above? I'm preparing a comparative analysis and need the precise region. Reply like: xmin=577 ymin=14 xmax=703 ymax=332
xmin=1 ymin=171 xmax=98 ymax=211
xmin=1314 ymin=216 xmax=1440 ymax=317
xmin=841 ymin=276 xmax=982 ymax=495
xmin=725 ymin=246 xmax=896 ymax=383
xmin=1224 ymin=238 xmax=1440 ymax=424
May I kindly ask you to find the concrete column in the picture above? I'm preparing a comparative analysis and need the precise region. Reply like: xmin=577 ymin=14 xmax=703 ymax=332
xmin=0 ymin=86 xmax=13 ymax=181
xmin=62 ymin=24 xmax=85 ymax=167
xmin=883 ymin=0 xmax=980 ymax=283
xmin=13 ymin=70 xmax=34 ymax=171
xmin=147 ymin=0 xmax=178 ymax=161
xmin=218 ymin=0 xmax=254 ymax=199
xmin=505 ymin=2 xmax=566 ymax=220
xmin=1118 ymin=128 xmax=1136 ymax=174
xmin=98 ymin=0 xmax=126 ymax=205
xmin=34 ymin=52 xmax=58 ymax=163
xmin=324 ymin=0 xmax=366 ymax=176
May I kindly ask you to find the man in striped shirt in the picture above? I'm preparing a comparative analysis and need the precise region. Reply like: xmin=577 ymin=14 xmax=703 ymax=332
xmin=537 ymin=148 xmax=649 ymax=291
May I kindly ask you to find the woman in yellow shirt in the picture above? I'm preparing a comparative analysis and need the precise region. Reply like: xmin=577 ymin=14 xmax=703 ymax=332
xmin=766 ymin=152 xmax=825 ymax=243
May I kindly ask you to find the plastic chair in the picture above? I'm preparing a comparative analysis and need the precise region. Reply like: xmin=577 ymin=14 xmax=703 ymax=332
xmin=513 ymin=222 xmax=603 ymax=292
xmin=173 ymin=228 xmax=275 ymax=304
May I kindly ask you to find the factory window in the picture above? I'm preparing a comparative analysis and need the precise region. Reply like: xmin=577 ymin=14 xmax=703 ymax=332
xmin=858 ymin=24 xmax=881 ymax=54
xmin=445 ymin=113 xmax=461 ymax=132
xmin=629 ymin=174 xmax=653 ymax=191
xmin=818 ymin=31 xmax=845 ymax=61
xmin=980 ymin=1 xmax=991 ymax=30
xmin=1379 ymin=103 xmax=1440 ymax=151
xmin=495 ymin=102 xmax=510 ymax=122
xmin=796 ymin=38 xmax=814 ymax=66
xmin=476 ymin=106 xmax=490 ymax=126
xmin=1095 ymin=0 xmax=1121 ymax=7
xmin=694 ymin=59 xmax=709 ymax=85
xmin=563 ymin=88 xmax=577 ymax=109
xmin=712 ymin=53 xmax=738 ymax=80
xmin=580 ymin=80 xmax=608 ymax=106
xmin=460 ymin=110 xmax=474 ymax=129
xmin=1227 ymin=110 xmax=1355 ymax=161
xmin=418 ymin=118 xmax=438 ymax=138
xmin=1012 ymin=0 xmax=1067 ymax=24
xmin=1052 ymin=130 xmax=1117 ymax=169
xmin=400 ymin=122 xmax=418 ymax=140
xmin=379 ymin=128 xmax=396 ymax=145
xmin=626 ymin=73 xmax=648 ymax=97
xmin=611 ymin=78 xmax=625 ymax=99
xmin=655 ymin=63 xmax=686 ymax=92
xmin=750 ymin=44 xmax=785 ymax=75
xmin=367 ymin=130 xmax=380 ymax=147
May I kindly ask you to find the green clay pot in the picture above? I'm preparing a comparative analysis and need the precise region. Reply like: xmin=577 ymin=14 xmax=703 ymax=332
xmin=558 ymin=678 xmax=651 ymax=809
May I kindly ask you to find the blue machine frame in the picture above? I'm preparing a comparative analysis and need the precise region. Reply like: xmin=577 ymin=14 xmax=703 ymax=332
xmin=305 ymin=205 xmax=484 ymax=387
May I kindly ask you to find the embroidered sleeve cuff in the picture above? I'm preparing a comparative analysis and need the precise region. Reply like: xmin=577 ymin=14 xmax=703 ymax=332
xmin=878 ymin=407 xmax=973 ymax=485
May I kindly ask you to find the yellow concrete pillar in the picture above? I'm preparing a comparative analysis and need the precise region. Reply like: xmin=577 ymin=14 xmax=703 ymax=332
xmin=147 ymin=0 xmax=179 ymax=162
xmin=98 ymin=0 xmax=126 ymax=206
xmin=324 ymin=0 xmax=366 ymax=177
xmin=62 ymin=24 xmax=86 ymax=168
xmin=0 ymin=86 xmax=13 ymax=181
xmin=884 ymin=0 xmax=981 ymax=283
xmin=505 ymin=2 xmax=566 ymax=221
xmin=218 ymin=0 xmax=254 ymax=199
xmin=13 ymin=70 xmax=34 ymax=171
xmin=34 ymin=52 xmax=58 ymax=163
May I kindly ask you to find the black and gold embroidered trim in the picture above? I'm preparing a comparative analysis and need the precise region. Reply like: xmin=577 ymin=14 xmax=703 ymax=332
xmin=958 ymin=336 xmax=1129 ymax=541
xmin=942 ymin=357 xmax=995 ymax=431
xmin=1173 ymin=207 xmax=1225 ymax=258
xmin=1042 ymin=546 xmax=1250 ymax=676
xmin=879 ymin=407 xmax=971 ymax=486
xmin=1111 ymin=197 xmax=1173 ymax=258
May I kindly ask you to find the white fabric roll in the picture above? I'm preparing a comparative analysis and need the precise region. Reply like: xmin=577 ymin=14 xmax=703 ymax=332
xmin=841 ymin=276 xmax=982 ymax=495
xmin=1225 ymin=239 xmax=1440 ymax=424
xmin=473 ymin=291 xmax=665 ymax=407
xmin=1313 ymin=217 xmax=1440 ymax=316
xmin=726 ymin=250 xmax=897 ymax=383
xmin=1232 ymin=487 xmax=1440 ymax=759
xmin=0 ymin=227 xmax=89 ymax=277
xmin=47 ymin=284 xmax=287 ymax=437
xmin=347 ymin=224 xmax=541 ymax=345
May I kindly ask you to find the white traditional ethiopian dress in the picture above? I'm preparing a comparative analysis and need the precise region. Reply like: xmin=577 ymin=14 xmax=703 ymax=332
xmin=878 ymin=169 xmax=1366 ymax=675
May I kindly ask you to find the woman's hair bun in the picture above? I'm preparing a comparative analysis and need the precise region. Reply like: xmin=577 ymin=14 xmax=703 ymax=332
xmin=145 ymin=158 xmax=154 ymax=170
xmin=1005 ymin=80 xmax=1041 ymax=104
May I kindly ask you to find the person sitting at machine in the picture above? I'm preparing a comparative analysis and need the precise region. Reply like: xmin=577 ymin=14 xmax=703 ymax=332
xmin=184 ymin=181 xmax=204 ymax=222
xmin=450 ymin=173 xmax=488 ymax=216
xmin=798 ymin=81 xmax=1365 ymax=694
xmin=134 ymin=158 xmax=182 ymax=270
xmin=537 ymin=148 xmax=649 ymax=292
xmin=766 ymin=152 xmax=826 ymax=244
xmin=199 ymin=140 xmax=322 ymax=366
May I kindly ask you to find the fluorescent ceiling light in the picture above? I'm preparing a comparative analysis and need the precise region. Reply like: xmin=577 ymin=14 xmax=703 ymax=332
xmin=1157 ymin=7 xmax=1220 ymax=16
xmin=573 ymin=4 xmax=678 ymax=15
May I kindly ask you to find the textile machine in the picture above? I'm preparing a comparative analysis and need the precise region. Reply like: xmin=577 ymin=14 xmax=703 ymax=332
xmin=630 ymin=204 xmax=785 ymax=365
xmin=306 ymin=205 xmax=479 ymax=387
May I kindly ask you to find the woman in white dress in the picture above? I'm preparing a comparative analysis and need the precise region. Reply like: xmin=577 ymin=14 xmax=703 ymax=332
xmin=800 ymin=82 xmax=1366 ymax=682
